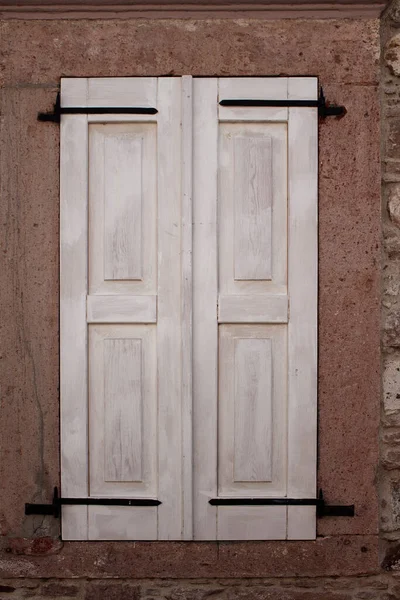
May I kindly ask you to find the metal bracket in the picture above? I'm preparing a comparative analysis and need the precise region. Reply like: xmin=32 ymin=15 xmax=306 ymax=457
xmin=38 ymin=93 xmax=157 ymax=123
xmin=25 ymin=487 xmax=161 ymax=518
xmin=209 ymin=489 xmax=354 ymax=517
xmin=38 ymin=87 xmax=345 ymax=124
xmin=219 ymin=87 xmax=346 ymax=119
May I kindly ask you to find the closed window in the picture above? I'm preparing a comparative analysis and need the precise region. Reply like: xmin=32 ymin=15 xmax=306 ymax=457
xmin=60 ymin=76 xmax=317 ymax=541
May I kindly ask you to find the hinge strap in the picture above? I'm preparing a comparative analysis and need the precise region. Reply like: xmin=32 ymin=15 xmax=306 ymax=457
xmin=38 ymin=93 xmax=157 ymax=123
xmin=219 ymin=87 xmax=346 ymax=119
xmin=209 ymin=490 xmax=354 ymax=517
xmin=25 ymin=487 xmax=161 ymax=518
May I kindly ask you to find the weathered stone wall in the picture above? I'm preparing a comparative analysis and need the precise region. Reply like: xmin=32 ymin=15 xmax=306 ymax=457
xmin=382 ymin=0 xmax=400 ymax=569
xmin=0 ymin=576 xmax=399 ymax=600
xmin=0 ymin=12 xmax=386 ymax=600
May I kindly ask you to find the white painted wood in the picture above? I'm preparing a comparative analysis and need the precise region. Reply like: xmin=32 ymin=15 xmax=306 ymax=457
xmin=234 ymin=338 xmax=273 ymax=482
xmin=218 ymin=294 xmax=288 ymax=324
xmin=61 ymin=77 xmax=157 ymax=108
xmin=89 ymin=122 xmax=157 ymax=295
xmin=104 ymin=338 xmax=143 ymax=482
xmin=61 ymin=507 xmax=88 ymax=541
xmin=88 ymin=506 xmax=158 ymax=541
xmin=89 ymin=325 xmax=157 ymax=498
xmin=192 ymin=78 xmax=219 ymax=540
xmin=61 ymin=76 xmax=318 ymax=542
xmin=218 ymin=77 xmax=288 ymax=122
xmin=234 ymin=135 xmax=272 ymax=281
xmin=103 ymin=132 xmax=143 ymax=280
xmin=88 ymin=114 xmax=158 ymax=123
xmin=60 ymin=78 xmax=88 ymax=107
xmin=181 ymin=75 xmax=193 ymax=540
xmin=287 ymin=77 xmax=318 ymax=539
xmin=217 ymin=506 xmax=287 ymax=540
xmin=287 ymin=506 xmax=316 ymax=540
xmin=87 ymin=295 xmax=157 ymax=323
xmin=60 ymin=113 xmax=89 ymax=541
xmin=156 ymin=77 xmax=183 ymax=539
xmin=218 ymin=325 xmax=287 ymax=498
xmin=219 ymin=122 xmax=287 ymax=297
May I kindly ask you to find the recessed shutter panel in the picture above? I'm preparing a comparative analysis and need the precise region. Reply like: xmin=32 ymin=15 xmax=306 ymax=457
xmin=60 ymin=77 xmax=186 ymax=540
xmin=193 ymin=78 xmax=318 ymax=540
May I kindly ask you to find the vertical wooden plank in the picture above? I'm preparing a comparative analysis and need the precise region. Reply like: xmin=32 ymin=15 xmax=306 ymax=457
xmin=287 ymin=77 xmax=318 ymax=540
xmin=193 ymin=77 xmax=218 ymax=540
xmin=181 ymin=75 xmax=193 ymax=540
xmin=104 ymin=338 xmax=143 ymax=482
xmin=60 ymin=107 xmax=89 ymax=540
xmin=157 ymin=77 xmax=183 ymax=539
xmin=234 ymin=135 xmax=272 ymax=281
xmin=104 ymin=133 xmax=143 ymax=280
xmin=234 ymin=338 xmax=272 ymax=482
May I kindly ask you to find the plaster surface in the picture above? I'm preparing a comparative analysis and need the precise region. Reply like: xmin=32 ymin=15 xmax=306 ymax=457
xmin=0 ymin=16 xmax=381 ymax=576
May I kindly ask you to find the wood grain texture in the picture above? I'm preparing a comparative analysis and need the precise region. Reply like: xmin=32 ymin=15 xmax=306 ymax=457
xmin=61 ymin=77 xmax=157 ymax=108
xmin=156 ymin=77 xmax=183 ymax=539
xmin=60 ymin=113 xmax=89 ymax=541
xmin=192 ymin=78 xmax=218 ymax=540
xmin=104 ymin=132 xmax=143 ymax=281
xmin=87 ymin=295 xmax=157 ymax=323
xmin=219 ymin=78 xmax=288 ymax=122
xmin=217 ymin=506 xmax=287 ymax=540
xmin=89 ymin=122 xmax=157 ymax=296
xmin=218 ymin=324 xmax=287 ymax=499
xmin=181 ymin=75 xmax=193 ymax=540
xmin=233 ymin=338 xmax=273 ymax=482
xmin=219 ymin=121 xmax=287 ymax=297
xmin=218 ymin=294 xmax=288 ymax=323
xmin=88 ymin=506 xmax=157 ymax=540
xmin=287 ymin=77 xmax=318 ymax=539
xmin=104 ymin=338 xmax=143 ymax=482
xmin=89 ymin=325 xmax=157 ymax=498
xmin=234 ymin=135 xmax=272 ymax=281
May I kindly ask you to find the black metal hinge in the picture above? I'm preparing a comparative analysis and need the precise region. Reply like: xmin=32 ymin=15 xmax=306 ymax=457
xmin=209 ymin=489 xmax=354 ymax=518
xmin=38 ymin=93 xmax=158 ymax=123
xmin=220 ymin=87 xmax=346 ymax=119
xmin=25 ymin=487 xmax=161 ymax=518
xmin=38 ymin=87 xmax=345 ymax=124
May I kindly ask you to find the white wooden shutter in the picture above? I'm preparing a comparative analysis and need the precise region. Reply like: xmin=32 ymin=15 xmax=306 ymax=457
xmin=61 ymin=76 xmax=317 ymax=541
xmin=192 ymin=77 xmax=318 ymax=540
xmin=60 ymin=77 xmax=190 ymax=540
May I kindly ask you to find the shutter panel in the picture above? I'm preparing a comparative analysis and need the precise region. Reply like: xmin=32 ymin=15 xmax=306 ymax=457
xmin=193 ymin=77 xmax=318 ymax=540
xmin=60 ymin=77 xmax=187 ymax=540
xmin=61 ymin=76 xmax=317 ymax=541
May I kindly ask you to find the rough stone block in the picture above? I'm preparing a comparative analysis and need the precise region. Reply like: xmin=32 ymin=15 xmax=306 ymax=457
xmin=386 ymin=34 xmax=400 ymax=77
xmin=384 ymin=312 xmax=400 ymax=348
xmin=40 ymin=581 xmax=80 ymax=597
xmin=85 ymin=582 xmax=140 ymax=600
xmin=388 ymin=185 xmax=400 ymax=227
xmin=386 ymin=119 xmax=400 ymax=159
xmin=383 ymin=356 xmax=400 ymax=413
